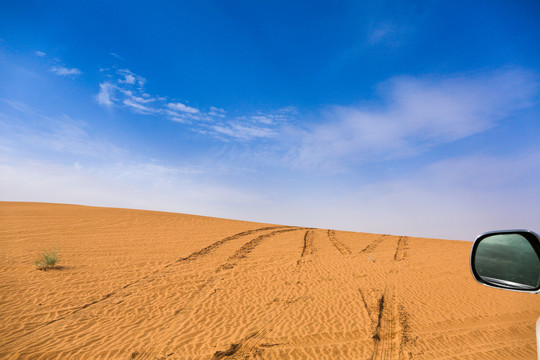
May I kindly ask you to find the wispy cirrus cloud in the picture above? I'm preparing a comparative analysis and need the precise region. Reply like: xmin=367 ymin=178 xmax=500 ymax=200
xmin=289 ymin=69 xmax=538 ymax=169
xmin=123 ymin=98 xmax=157 ymax=114
xmin=211 ymin=123 xmax=277 ymax=140
xmin=95 ymin=64 xmax=538 ymax=162
xmin=0 ymin=100 xmax=123 ymax=158
xmin=109 ymin=52 xmax=123 ymax=60
xmin=209 ymin=107 xmax=226 ymax=117
xmin=34 ymin=50 xmax=82 ymax=77
xmin=117 ymin=68 xmax=145 ymax=87
xmin=167 ymin=102 xmax=200 ymax=114
xmin=96 ymin=66 xmax=293 ymax=140
xmin=50 ymin=66 xmax=82 ymax=76
xmin=96 ymin=69 xmax=156 ymax=111
xmin=209 ymin=107 xmax=296 ymax=141
xmin=0 ymin=101 xmax=263 ymax=217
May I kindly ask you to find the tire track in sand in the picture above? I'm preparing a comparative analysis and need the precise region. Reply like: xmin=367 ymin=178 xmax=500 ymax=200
xmin=369 ymin=235 xmax=413 ymax=360
xmin=2 ymin=225 xmax=290 ymax=350
xmin=369 ymin=285 xmax=414 ymax=360
xmin=359 ymin=288 xmax=377 ymax=325
xmin=393 ymin=236 xmax=408 ymax=262
xmin=172 ymin=226 xmax=289 ymax=265
xmin=209 ymin=229 xmax=316 ymax=359
xmin=301 ymin=230 xmax=315 ymax=257
xmin=76 ymin=226 xmax=290 ymax=320
xmin=139 ymin=227 xmax=307 ymax=359
xmin=327 ymin=229 xmax=352 ymax=255
xmin=297 ymin=230 xmax=315 ymax=266
xmin=371 ymin=285 xmax=397 ymax=360
xmin=360 ymin=234 xmax=388 ymax=254
xmin=216 ymin=228 xmax=302 ymax=273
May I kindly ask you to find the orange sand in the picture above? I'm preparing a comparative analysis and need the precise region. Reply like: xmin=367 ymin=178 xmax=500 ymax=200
xmin=1 ymin=202 xmax=538 ymax=359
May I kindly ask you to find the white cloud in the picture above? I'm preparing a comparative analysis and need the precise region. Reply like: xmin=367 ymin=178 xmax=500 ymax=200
xmin=3 ymin=97 xmax=539 ymax=241
xmin=162 ymin=110 xmax=193 ymax=123
xmin=130 ymin=95 xmax=155 ymax=103
xmin=167 ymin=102 xmax=200 ymax=114
xmin=119 ymin=74 xmax=136 ymax=84
xmin=95 ymin=65 xmax=295 ymax=139
xmin=248 ymin=109 xmax=295 ymax=125
xmin=96 ymin=69 xmax=168 ymax=116
xmin=251 ymin=115 xmax=274 ymax=124
xmin=170 ymin=116 xmax=191 ymax=124
xmin=35 ymin=51 xmax=47 ymax=57
xmin=98 ymin=81 xmax=156 ymax=111
xmin=0 ymin=101 xmax=124 ymax=158
xmin=117 ymin=69 xmax=145 ymax=87
xmin=209 ymin=107 xmax=226 ymax=117
xmin=95 ymin=64 xmax=535 ymax=167
xmin=163 ymin=109 xmax=181 ymax=117
xmin=202 ymin=107 xmax=296 ymax=141
xmin=97 ymin=82 xmax=116 ymax=106
xmin=50 ymin=66 xmax=82 ymax=76
xmin=123 ymin=98 xmax=156 ymax=114
xmin=212 ymin=123 xmax=276 ymax=140
xmin=291 ymin=69 xmax=538 ymax=169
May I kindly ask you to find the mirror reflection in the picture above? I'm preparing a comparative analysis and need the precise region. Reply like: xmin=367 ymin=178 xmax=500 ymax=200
xmin=474 ymin=233 xmax=540 ymax=290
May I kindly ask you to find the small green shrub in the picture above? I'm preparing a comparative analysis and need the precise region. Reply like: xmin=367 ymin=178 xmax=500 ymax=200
xmin=35 ymin=250 xmax=59 ymax=271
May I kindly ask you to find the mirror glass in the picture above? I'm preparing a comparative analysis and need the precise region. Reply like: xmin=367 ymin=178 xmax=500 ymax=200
xmin=474 ymin=233 xmax=540 ymax=290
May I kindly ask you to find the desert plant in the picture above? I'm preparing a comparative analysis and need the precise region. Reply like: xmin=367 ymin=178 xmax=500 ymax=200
xmin=34 ymin=249 xmax=59 ymax=270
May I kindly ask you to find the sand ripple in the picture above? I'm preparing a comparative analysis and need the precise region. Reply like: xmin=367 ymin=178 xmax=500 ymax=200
xmin=1 ymin=202 xmax=538 ymax=359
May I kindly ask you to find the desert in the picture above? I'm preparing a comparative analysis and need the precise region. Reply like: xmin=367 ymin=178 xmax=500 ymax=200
xmin=1 ymin=202 xmax=539 ymax=359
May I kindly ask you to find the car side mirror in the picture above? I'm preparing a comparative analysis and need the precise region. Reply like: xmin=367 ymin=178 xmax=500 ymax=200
xmin=470 ymin=230 xmax=540 ymax=293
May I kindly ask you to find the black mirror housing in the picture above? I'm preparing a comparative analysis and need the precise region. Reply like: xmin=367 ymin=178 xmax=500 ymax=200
xmin=471 ymin=230 xmax=540 ymax=293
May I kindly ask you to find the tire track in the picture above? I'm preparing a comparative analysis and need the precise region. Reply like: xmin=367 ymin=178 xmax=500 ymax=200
xmin=368 ymin=236 xmax=412 ymax=359
xmin=212 ymin=331 xmax=263 ymax=360
xmin=209 ymin=230 xmax=315 ymax=359
xmin=216 ymin=228 xmax=301 ymax=273
xmin=301 ymin=230 xmax=315 ymax=257
xmin=296 ymin=230 xmax=315 ymax=266
xmin=370 ymin=286 xmax=413 ymax=360
xmin=173 ymin=226 xmax=289 ymax=265
xmin=212 ymin=331 xmax=287 ymax=359
xmin=398 ymin=305 xmax=415 ymax=360
xmin=142 ymin=228 xmax=307 ymax=359
xmin=2 ymin=225 xmax=290 ymax=349
xmin=210 ymin=293 xmax=310 ymax=360
xmin=359 ymin=288 xmax=377 ymax=325
xmin=371 ymin=286 xmax=397 ymax=360
xmin=393 ymin=236 xmax=408 ymax=262
xmin=360 ymin=235 xmax=387 ymax=254
xmin=327 ymin=229 xmax=352 ymax=255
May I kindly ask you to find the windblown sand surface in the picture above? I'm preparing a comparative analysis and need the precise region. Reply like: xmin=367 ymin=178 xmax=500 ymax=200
xmin=1 ymin=202 xmax=538 ymax=359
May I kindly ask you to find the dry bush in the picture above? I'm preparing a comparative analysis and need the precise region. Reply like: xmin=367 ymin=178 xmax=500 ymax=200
xmin=34 ymin=250 xmax=59 ymax=270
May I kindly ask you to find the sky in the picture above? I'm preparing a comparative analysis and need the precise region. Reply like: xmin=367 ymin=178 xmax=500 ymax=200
xmin=1 ymin=1 xmax=540 ymax=240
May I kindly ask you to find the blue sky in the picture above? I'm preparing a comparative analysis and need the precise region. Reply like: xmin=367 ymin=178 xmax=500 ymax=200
xmin=1 ymin=1 xmax=540 ymax=240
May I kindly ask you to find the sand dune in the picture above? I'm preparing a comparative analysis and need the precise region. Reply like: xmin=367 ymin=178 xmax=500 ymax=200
xmin=1 ymin=202 xmax=538 ymax=359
